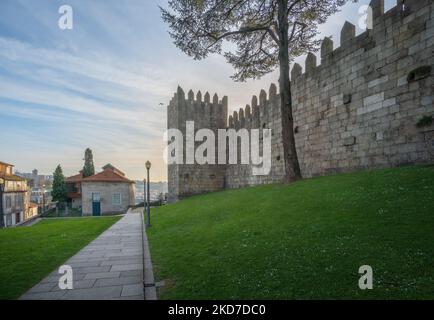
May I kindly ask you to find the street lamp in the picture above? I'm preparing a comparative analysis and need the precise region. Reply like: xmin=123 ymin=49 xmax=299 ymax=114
xmin=145 ymin=161 xmax=151 ymax=228
xmin=42 ymin=184 xmax=46 ymax=216
xmin=0 ymin=178 xmax=5 ymax=228
xmin=143 ymin=178 xmax=146 ymax=215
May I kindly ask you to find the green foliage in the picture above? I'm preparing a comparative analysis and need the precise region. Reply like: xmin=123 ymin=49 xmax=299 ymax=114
xmin=161 ymin=0 xmax=347 ymax=82
xmin=82 ymin=148 xmax=95 ymax=178
xmin=0 ymin=217 xmax=120 ymax=299
xmin=148 ymin=166 xmax=434 ymax=299
xmin=51 ymin=165 xmax=67 ymax=202
xmin=416 ymin=115 xmax=433 ymax=128
xmin=407 ymin=66 xmax=432 ymax=82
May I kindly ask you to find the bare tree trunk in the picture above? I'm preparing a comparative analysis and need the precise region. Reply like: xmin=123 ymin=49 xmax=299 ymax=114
xmin=277 ymin=0 xmax=302 ymax=182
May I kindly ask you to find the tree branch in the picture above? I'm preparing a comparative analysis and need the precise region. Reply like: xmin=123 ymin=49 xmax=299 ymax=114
xmin=288 ymin=21 xmax=307 ymax=42
xmin=287 ymin=0 xmax=304 ymax=15
xmin=209 ymin=25 xmax=270 ymax=41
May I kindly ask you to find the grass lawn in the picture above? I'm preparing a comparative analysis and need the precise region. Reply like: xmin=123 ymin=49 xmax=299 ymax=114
xmin=0 ymin=216 xmax=120 ymax=300
xmin=148 ymin=165 xmax=434 ymax=299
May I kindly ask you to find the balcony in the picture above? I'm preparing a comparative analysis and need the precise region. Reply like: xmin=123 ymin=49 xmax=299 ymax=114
xmin=1 ymin=174 xmax=29 ymax=193
xmin=5 ymin=186 xmax=28 ymax=192
xmin=67 ymin=182 xmax=81 ymax=199
xmin=4 ymin=181 xmax=28 ymax=193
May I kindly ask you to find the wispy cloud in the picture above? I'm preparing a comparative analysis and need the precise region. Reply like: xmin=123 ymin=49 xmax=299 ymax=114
xmin=0 ymin=30 xmax=168 ymax=178
xmin=0 ymin=0 xmax=387 ymax=180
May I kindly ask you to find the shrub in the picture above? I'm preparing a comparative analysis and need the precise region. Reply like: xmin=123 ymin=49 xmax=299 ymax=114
xmin=416 ymin=115 xmax=433 ymax=128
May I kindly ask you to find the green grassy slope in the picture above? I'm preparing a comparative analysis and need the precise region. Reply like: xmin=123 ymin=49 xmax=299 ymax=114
xmin=148 ymin=166 xmax=434 ymax=299
xmin=0 ymin=216 xmax=120 ymax=299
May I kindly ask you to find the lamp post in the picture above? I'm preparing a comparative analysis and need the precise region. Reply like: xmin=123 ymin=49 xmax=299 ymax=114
xmin=143 ymin=178 xmax=146 ymax=215
xmin=42 ymin=184 xmax=46 ymax=216
xmin=0 ymin=178 xmax=5 ymax=228
xmin=145 ymin=161 xmax=151 ymax=228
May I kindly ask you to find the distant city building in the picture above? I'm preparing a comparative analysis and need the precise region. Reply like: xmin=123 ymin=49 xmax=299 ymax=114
xmin=15 ymin=169 xmax=54 ymax=214
xmin=30 ymin=187 xmax=53 ymax=214
xmin=134 ymin=181 xmax=168 ymax=204
xmin=66 ymin=164 xmax=135 ymax=216
xmin=15 ymin=169 xmax=53 ymax=189
xmin=0 ymin=161 xmax=37 ymax=227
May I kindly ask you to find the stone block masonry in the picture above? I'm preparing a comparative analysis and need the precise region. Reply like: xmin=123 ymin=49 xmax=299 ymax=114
xmin=167 ymin=87 xmax=228 ymax=202
xmin=167 ymin=0 xmax=434 ymax=201
xmin=291 ymin=0 xmax=434 ymax=177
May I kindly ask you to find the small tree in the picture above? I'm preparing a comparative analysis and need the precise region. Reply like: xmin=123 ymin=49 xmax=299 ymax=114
xmin=161 ymin=0 xmax=348 ymax=182
xmin=52 ymin=165 xmax=67 ymax=203
xmin=82 ymin=148 xmax=95 ymax=178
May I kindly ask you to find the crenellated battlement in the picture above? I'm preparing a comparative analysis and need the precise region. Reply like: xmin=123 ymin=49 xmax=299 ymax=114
xmin=167 ymin=0 xmax=434 ymax=202
xmin=228 ymin=83 xmax=280 ymax=130
xmin=291 ymin=0 xmax=430 ymax=81
xmin=168 ymin=86 xmax=228 ymax=133
xmin=169 ymin=87 xmax=228 ymax=109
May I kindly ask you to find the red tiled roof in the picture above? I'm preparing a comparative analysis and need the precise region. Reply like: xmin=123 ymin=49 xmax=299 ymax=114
xmin=29 ymin=202 xmax=38 ymax=208
xmin=82 ymin=169 xmax=134 ymax=183
xmin=102 ymin=164 xmax=125 ymax=176
xmin=66 ymin=173 xmax=82 ymax=182
xmin=67 ymin=192 xmax=81 ymax=199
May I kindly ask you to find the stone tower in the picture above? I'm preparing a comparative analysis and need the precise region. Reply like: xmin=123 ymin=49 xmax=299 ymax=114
xmin=167 ymin=87 xmax=228 ymax=202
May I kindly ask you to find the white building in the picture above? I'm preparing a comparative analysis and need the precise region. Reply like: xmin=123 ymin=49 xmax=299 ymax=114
xmin=67 ymin=164 xmax=135 ymax=216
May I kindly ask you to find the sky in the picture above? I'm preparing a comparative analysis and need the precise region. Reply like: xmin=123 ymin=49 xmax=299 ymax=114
xmin=0 ymin=0 xmax=398 ymax=181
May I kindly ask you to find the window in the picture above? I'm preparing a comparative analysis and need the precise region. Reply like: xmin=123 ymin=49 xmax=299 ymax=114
xmin=15 ymin=194 xmax=23 ymax=208
xmin=92 ymin=193 xmax=101 ymax=202
xmin=112 ymin=193 xmax=122 ymax=205
xmin=5 ymin=196 xmax=11 ymax=209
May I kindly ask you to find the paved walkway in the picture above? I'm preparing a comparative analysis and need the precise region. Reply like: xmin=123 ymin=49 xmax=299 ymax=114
xmin=21 ymin=211 xmax=145 ymax=300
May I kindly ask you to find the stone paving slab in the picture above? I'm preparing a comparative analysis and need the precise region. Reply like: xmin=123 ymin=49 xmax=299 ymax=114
xmin=20 ymin=211 xmax=145 ymax=300
xmin=94 ymin=276 xmax=142 ymax=287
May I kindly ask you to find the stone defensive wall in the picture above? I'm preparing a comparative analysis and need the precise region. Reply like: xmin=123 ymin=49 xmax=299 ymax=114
xmin=289 ymin=0 xmax=434 ymax=178
xmin=167 ymin=0 xmax=434 ymax=201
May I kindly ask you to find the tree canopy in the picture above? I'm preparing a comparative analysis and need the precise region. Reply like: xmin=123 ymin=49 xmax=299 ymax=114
xmin=52 ymin=165 xmax=67 ymax=203
xmin=82 ymin=148 xmax=95 ymax=178
xmin=161 ymin=0 xmax=347 ymax=81
xmin=161 ymin=0 xmax=350 ymax=181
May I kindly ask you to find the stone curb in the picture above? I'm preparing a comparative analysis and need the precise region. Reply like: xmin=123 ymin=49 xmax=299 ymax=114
xmin=140 ymin=209 xmax=157 ymax=300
